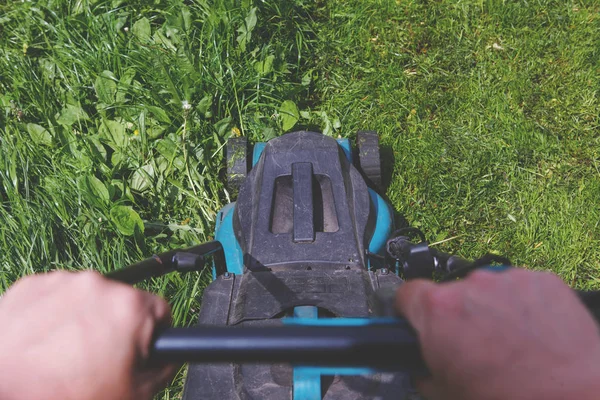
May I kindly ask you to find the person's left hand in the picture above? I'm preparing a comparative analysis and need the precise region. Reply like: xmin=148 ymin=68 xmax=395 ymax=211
xmin=0 ymin=271 xmax=177 ymax=400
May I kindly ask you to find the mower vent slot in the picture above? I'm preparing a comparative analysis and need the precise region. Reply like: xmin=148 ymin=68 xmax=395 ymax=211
xmin=269 ymin=168 xmax=339 ymax=238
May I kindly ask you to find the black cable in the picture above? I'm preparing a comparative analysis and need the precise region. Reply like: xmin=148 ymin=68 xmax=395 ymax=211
xmin=440 ymin=254 xmax=512 ymax=282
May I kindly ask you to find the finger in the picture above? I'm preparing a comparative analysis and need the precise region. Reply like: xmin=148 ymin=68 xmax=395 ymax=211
xmin=134 ymin=291 xmax=172 ymax=360
xmin=395 ymin=279 xmax=439 ymax=332
xmin=137 ymin=290 xmax=172 ymax=329
xmin=132 ymin=294 xmax=177 ymax=399
xmin=135 ymin=363 xmax=180 ymax=400
xmin=146 ymin=292 xmax=172 ymax=326
xmin=106 ymin=274 xmax=172 ymax=326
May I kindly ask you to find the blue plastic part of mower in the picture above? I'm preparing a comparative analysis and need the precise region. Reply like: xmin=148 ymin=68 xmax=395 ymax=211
xmin=367 ymin=188 xmax=394 ymax=268
xmin=295 ymin=366 xmax=378 ymax=376
xmin=284 ymin=316 xmax=399 ymax=327
xmin=335 ymin=138 xmax=353 ymax=163
xmin=294 ymin=365 xmax=379 ymax=400
xmin=252 ymin=142 xmax=267 ymax=167
xmin=289 ymin=309 xmax=396 ymax=400
xmin=293 ymin=306 xmax=318 ymax=319
xmin=212 ymin=203 xmax=244 ymax=279
xmin=292 ymin=306 xmax=321 ymax=400
xmin=293 ymin=367 xmax=321 ymax=400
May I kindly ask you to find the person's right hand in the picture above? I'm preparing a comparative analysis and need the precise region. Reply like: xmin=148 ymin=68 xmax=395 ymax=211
xmin=396 ymin=268 xmax=600 ymax=400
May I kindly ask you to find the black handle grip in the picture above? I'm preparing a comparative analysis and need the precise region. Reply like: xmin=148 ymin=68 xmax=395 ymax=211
xmin=106 ymin=241 xmax=223 ymax=285
xmin=151 ymin=322 xmax=424 ymax=371
xmin=106 ymin=255 xmax=175 ymax=285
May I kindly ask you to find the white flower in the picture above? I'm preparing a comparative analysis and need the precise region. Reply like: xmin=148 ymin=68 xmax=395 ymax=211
xmin=182 ymin=100 xmax=192 ymax=111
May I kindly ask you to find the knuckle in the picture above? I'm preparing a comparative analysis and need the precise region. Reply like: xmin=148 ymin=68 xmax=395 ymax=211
xmin=465 ymin=269 xmax=506 ymax=294
xmin=49 ymin=270 xmax=74 ymax=279
xmin=11 ymin=271 xmax=67 ymax=291
xmin=538 ymin=270 xmax=565 ymax=287
xmin=422 ymin=285 xmax=464 ymax=318
xmin=78 ymin=269 xmax=102 ymax=280
xmin=467 ymin=269 xmax=498 ymax=285
xmin=419 ymin=288 xmax=438 ymax=312
xmin=508 ymin=269 xmax=568 ymax=297
xmin=148 ymin=294 xmax=168 ymax=315
xmin=75 ymin=270 xmax=106 ymax=292
xmin=12 ymin=274 xmax=38 ymax=289
xmin=508 ymin=268 xmax=532 ymax=279
xmin=117 ymin=287 xmax=143 ymax=307
xmin=112 ymin=288 xmax=148 ymax=322
xmin=504 ymin=268 xmax=532 ymax=287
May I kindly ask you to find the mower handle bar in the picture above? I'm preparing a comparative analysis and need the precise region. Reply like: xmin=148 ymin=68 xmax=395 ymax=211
xmin=107 ymin=240 xmax=600 ymax=368
xmin=149 ymin=291 xmax=600 ymax=367
xmin=151 ymin=322 xmax=425 ymax=370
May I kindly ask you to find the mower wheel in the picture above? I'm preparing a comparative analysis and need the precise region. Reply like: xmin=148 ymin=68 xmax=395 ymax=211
xmin=226 ymin=136 xmax=249 ymax=197
xmin=356 ymin=130 xmax=383 ymax=190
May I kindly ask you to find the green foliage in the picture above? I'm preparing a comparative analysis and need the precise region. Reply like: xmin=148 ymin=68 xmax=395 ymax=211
xmin=236 ymin=7 xmax=258 ymax=51
xmin=0 ymin=0 xmax=319 ymax=395
xmin=26 ymin=123 xmax=53 ymax=146
xmin=313 ymin=0 xmax=600 ymax=288
xmin=132 ymin=17 xmax=152 ymax=43
xmin=279 ymin=100 xmax=300 ymax=131
xmin=110 ymin=205 xmax=144 ymax=236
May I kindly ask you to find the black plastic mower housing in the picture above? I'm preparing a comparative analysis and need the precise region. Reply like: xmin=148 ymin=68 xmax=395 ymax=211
xmin=182 ymin=131 xmax=412 ymax=400
xmin=234 ymin=131 xmax=374 ymax=271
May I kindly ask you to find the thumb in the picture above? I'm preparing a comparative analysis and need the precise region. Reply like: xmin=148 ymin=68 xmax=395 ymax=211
xmin=394 ymin=279 xmax=439 ymax=333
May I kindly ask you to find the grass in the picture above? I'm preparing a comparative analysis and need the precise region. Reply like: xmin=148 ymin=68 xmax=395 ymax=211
xmin=315 ymin=1 xmax=600 ymax=284
xmin=1 ymin=0 xmax=599 ymax=397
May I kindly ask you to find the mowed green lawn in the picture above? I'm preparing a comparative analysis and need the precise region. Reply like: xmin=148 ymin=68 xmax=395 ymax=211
xmin=1 ymin=0 xmax=600 ymax=397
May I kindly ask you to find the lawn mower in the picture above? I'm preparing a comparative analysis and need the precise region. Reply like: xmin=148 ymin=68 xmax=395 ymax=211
xmin=108 ymin=130 xmax=600 ymax=400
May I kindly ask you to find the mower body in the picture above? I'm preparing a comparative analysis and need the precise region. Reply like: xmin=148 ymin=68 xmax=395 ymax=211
xmin=182 ymin=131 xmax=413 ymax=400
